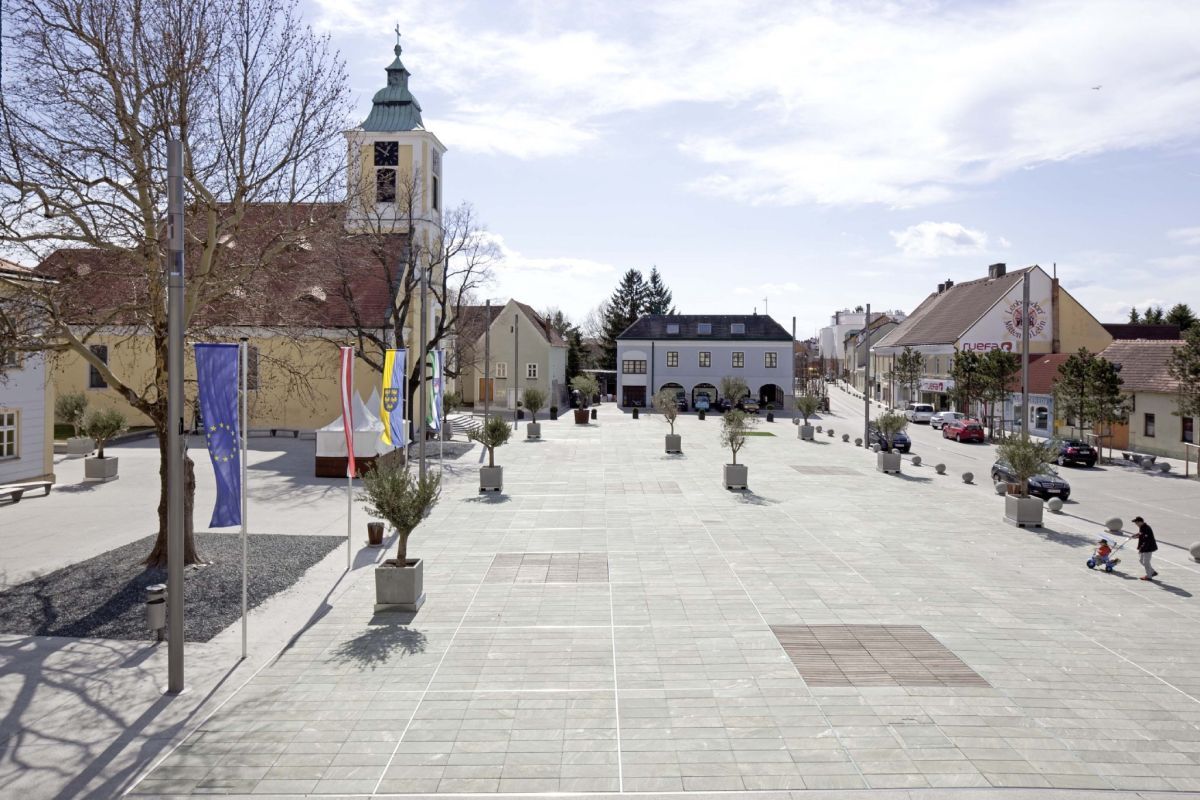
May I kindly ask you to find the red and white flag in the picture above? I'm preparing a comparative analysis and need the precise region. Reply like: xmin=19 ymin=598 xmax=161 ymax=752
xmin=339 ymin=347 xmax=356 ymax=478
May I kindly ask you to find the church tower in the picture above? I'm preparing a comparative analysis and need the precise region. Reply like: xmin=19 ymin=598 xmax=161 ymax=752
xmin=344 ymin=33 xmax=446 ymax=246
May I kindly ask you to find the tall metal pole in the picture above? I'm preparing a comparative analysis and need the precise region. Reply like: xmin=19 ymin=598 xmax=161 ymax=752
xmin=239 ymin=338 xmax=249 ymax=659
xmin=513 ymin=313 xmax=520 ymax=429
xmin=484 ymin=300 xmax=491 ymax=418
xmin=166 ymin=140 xmax=186 ymax=694
xmin=863 ymin=303 xmax=871 ymax=444
xmin=1021 ymin=272 xmax=1031 ymax=441
xmin=418 ymin=265 xmax=428 ymax=482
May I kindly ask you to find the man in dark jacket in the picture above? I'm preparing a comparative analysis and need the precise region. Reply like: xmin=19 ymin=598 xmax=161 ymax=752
xmin=1131 ymin=516 xmax=1158 ymax=581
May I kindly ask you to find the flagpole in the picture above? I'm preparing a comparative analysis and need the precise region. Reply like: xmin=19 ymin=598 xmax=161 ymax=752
xmin=239 ymin=338 xmax=248 ymax=660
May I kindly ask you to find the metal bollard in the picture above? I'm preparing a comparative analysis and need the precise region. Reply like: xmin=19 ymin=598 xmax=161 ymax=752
xmin=146 ymin=583 xmax=167 ymax=641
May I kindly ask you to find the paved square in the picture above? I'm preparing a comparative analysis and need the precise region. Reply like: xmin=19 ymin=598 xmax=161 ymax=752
xmin=124 ymin=404 xmax=1200 ymax=797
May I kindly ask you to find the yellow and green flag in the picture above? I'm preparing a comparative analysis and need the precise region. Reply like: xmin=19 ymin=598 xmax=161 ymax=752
xmin=380 ymin=349 xmax=407 ymax=448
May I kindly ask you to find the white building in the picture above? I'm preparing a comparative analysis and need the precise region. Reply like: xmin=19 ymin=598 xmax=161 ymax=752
xmin=0 ymin=262 xmax=55 ymax=486
xmin=818 ymin=308 xmax=906 ymax=378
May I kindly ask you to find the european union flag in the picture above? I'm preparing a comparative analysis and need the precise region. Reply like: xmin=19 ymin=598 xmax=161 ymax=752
xmin=195 ymin=343 xmax=242 ymax=527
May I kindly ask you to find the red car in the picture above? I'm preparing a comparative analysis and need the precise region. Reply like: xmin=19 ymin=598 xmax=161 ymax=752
xmin=943 ymin=418 xmax=985 ymax=443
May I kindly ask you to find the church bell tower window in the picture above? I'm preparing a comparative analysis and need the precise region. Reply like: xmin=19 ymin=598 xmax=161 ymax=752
xmin=373 ymin=142 xmax=399 ymax=203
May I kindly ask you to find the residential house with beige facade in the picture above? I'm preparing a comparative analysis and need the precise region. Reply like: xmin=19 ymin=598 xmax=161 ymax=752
xmin=455 ymin=301 xmax=568 ymax=410
xmin=1096 ymin=339 xmax=1195 ymax=460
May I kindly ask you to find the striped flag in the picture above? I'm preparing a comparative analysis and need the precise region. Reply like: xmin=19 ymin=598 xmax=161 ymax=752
xmin=339 ymin=347 xmax=356 ymax=478
xmin=427 ymin=350 xmax=444 ymax=431
xmin=380 ymin=349 xmax=407 ymax=449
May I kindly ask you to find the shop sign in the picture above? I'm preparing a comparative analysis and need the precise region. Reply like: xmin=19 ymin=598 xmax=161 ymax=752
xmin=919 ymin=378 xmax=955 ymax=392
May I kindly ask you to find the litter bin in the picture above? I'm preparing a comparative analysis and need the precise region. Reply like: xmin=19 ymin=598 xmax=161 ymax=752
xmin=146 ymin=583 xmax=167 ymax=641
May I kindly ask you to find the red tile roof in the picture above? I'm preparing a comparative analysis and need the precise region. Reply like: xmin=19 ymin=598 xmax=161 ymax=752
xmin=1098 ymin=339 xmax=1182 ymax=394
xmin=34 ymin=204 xmax=403 ymax=330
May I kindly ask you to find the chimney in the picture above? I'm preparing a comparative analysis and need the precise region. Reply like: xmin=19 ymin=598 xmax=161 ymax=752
xmin=937 ymin=282 xmax=946 ymax=293
xmin=987 ymin=263 xmax=1006 ymax=279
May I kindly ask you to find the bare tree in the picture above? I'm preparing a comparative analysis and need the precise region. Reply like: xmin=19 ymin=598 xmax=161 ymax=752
xmin=0 ymin=0 xmax=351 ymax=566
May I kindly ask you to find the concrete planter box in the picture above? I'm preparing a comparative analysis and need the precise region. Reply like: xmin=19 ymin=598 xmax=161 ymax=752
xmin=374 ymin=558 xmax=425 ymax=612
xmin=665 ymin=434 xmax=682 ymax=454
xmin=876 ymin=451 xmax=901 ymax=474
xmin=479 ymin=466 xmax=503 ymax=492
xmin=1005 ymin=495 xmax=1043 ymax=528
xmin=723 ymin=463 xmax=748 ymax=490
xmin=526 ymin=422 xmax=541 ymax=440
xmin=67 ymin=436 xmax=95 ymax=456
xmin=799 ymin=424 xmax=814 ymax=440
xmin=84 ymin=456 xmax=119 ymax=482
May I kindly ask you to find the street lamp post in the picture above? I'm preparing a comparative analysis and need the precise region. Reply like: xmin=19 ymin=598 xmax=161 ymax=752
xmin=166 ymin=140 xmax=186 ymax=694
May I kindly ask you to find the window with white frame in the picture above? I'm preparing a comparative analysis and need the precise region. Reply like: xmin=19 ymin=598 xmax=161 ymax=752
xmin=622 ymin=360 xmax=647 ymax=374
xmin=730 ymin=323 xmax=745 ymax=335
xmin=1144 ymin=413 xmax=1156 ymax=437
xmin=765 ymin=351 xmax=778 ymax=368
xmin=494 ymin=361 xmax=508 ymax=379
xmin=698 ymin=351 xmax=711 ymax=368
xmin=732 ymin=351 xmax=744 ymax=368
xmin=666 ymin=351 xmax=678 ymax=367
xmin=526 ymin=363 xmax=538 ymax=379
xmin=0 ymin=409 xmax=16 ymax=458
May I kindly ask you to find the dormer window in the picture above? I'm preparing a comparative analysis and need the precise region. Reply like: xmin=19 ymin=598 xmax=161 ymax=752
xmin=697 ymin=323 xmax=712 ymax=335
xmin=730 ymin=323 xmax=745 ymax=335
xmin=666 ymin=323 xmax=680 ymax=335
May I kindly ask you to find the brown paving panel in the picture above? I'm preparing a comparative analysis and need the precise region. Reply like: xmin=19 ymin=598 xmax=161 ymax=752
xmin=790 ymin=465 xmax=862 ymax=476
xmin=772 ymin=624 xmax=989 ymax=688
xmin=484 ymin=552 xmax=610 ymax=583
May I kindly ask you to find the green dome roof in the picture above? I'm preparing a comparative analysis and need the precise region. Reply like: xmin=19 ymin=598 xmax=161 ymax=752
xmin=361 ymin=42 xmax=424 ymax=132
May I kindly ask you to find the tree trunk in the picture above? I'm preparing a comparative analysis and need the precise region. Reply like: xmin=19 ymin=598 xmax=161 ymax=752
xmin=143 ymin=428 xmax=203 ymax=568
xmin=397 ymin=529 xmax=410 ymax=564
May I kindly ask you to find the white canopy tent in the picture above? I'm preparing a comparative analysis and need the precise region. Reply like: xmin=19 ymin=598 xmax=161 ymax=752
xmin=315 ymin=392 xmax=390 ymax=476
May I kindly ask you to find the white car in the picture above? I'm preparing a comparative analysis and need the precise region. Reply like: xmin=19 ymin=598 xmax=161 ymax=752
xmin=904 ymin=402 xmax=936 ymax=424
xmin=930 ymin=410 xmax=965 ymax=430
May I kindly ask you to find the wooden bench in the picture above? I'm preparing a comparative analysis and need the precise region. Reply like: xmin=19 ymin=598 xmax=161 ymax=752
xmin=0 ymin=481 xmax=51 ymax=504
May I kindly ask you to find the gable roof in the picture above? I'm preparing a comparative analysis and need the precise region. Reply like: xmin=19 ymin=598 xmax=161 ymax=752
xmin=34 ymin=204 xmax=402 ymax=330
xmin=618 ymin=314 xmax=792 ymax=341
xmin=875 ymin=267 xmax=1034 ymax=349
xmin=1098 ymin=339 xmax=1182 ymax=394
xmin=458 ymin=301 xmax=566 ymax=348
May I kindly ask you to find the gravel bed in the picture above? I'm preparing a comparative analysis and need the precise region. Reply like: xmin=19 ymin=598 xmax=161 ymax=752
xmin=0 ymin=532 xmax=343 ymax=642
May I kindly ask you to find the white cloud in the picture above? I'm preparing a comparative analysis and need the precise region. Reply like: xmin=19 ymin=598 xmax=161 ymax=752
xmin=323 ymin=0 xmax=1200 ymax=207
xmin=891 ymin=222 xmax=992 ymax=259
xmin=484 ymin=233 xmax=616 ymax=278
xmin=1167 ymin=226 xmax=1200 ymax=247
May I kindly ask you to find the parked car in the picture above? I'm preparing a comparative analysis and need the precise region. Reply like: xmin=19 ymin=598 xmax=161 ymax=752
xmin=867 ymin=424 xmax=911 ymax=453
xmin=930 ymin=410 xmax=965 ymax=430
xmin=675 ymin=398 xmax=688 ymax=412
xmin=739 ymin=397 xmax=761 ymax=413
xmin=1055 ymin=439 xmax=1096 ymax=467
xmin=904 ymin=403 xmax=936 ymax=424
xmin=694 ymin=394 xmax=711 ymax=412
xmin=990 ymin=460 xmax=1071 ymax=500
xmin=942 ymin=418 xmax=985 ymax=443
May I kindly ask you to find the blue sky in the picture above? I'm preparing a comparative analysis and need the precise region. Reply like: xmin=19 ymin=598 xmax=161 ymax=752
xmin=306 ymin=0 xmax=1200 ymax=337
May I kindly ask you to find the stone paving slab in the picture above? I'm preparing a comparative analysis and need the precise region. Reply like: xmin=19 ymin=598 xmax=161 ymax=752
xmin=84 ymin=406 xmax=1200 ymax=796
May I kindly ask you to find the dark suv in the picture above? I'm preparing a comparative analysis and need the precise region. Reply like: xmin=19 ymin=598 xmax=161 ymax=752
xmin=867 ymin=424 xmax=911 ymax=453
xmin=990 ymin=460 xmax=1071 ymax=500
xmin=1056 ymin=439 xmax=1096 ymax=467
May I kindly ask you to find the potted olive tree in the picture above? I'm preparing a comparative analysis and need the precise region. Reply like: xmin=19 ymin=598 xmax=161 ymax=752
xmin=56 ymin=392 xmax=93 ymax=455
xmin=653 ymin=388 xmax=681 ymax=454
xmin=470 ymin=415 xmax=511 ymax=491
xmin=441 ymin=391 xmax=462 ymax=441
xmin=719 ymin=375 xmax=749 ymax=412
xmin=796 ymin=395 xmax=820 ymax=440
xmin=522 ymin=388 xmax=547 ymax=440
xmin=83 ymin=408 xmax=127 ymax=481
xmin=359 ymin=461 xmax=441 ymax=611
xmin=997 ymin=437 xmax=1059 ymax=528
xmin=875 ymin=410 xmax=907 ymax=474
xmin=720 ymin=409 xmax=754 ymax=489
xmin=570 ymin=374 xmax=599 ymax=424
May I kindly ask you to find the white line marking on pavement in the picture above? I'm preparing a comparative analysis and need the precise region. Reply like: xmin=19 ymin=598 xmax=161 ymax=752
xmin=1082 ymin=633 xmax=1200 ymax=708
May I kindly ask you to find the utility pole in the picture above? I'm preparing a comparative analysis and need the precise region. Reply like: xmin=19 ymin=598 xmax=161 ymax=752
xmin=483 ymin=300 xmax=491 ymax=419
xmin=513 ymin=313 xmax=520 ymax=429
xmin=165 ymin=140 xmax=185 ymax=694
xmin=1021 ymin=271 xmax=1030 ymax=441
xmin=863 ymin=302 xmax=871 ymax=445
xmin=418 ymin=263 xmax=428 ymax=481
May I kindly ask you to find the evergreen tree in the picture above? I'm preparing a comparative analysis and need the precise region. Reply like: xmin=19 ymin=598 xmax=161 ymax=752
xmin=1168 ymin=326 xmax=1200 ymax=421
xmin=599 ymin=269 xmax=647 ymax=369
xmin=1166 ymin=303 xmax=1197 ymax=332
xmin=1052 ymin=348 xmax=1097 ymax=437
xmin=1127 ymin=307 xmax=1141 ymax=324
xmin=1144 ymin=305 xmax=1166 ymax=324
xmin=644 ymin=267 xmax=676 ymax=315
xmin=1091 ymin=358 xmax=1128 ymax=461
xmin=978 ymin=349 xmax=1020 ymax=438
xmin=893 ymin=346 xmax=925 ymax=405
xmin=949 ymin=348 xmax=983 ymax=416
xmin=542 ymin=307 xmax=585 ymax=381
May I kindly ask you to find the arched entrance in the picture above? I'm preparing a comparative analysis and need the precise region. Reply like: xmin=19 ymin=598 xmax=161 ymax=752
xmin=759 ymin=384 xmax=785 ymax=408
xmin=692 ymin=383 xmax=717 ymax=407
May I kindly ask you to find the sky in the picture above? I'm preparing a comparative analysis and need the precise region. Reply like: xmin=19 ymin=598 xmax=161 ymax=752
xmin=304 ymin=0 xmax=1200 ymax=338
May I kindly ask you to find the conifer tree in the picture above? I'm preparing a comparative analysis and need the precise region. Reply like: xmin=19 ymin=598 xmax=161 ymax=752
xmin=600 ymin=269 xmax=647 ymax=369
xmin=644 ymin=267 xmax=676 ymax=315
xmin=1168 ymin=327 xmax=1200 ymax=421
xmin=949 ymin=348 xmax=983 ymax=416
xmin=1166 ymin=303 xmax=1197 ymax=332
xmin=1128 ymin=308 xmax=1141 ymax=324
